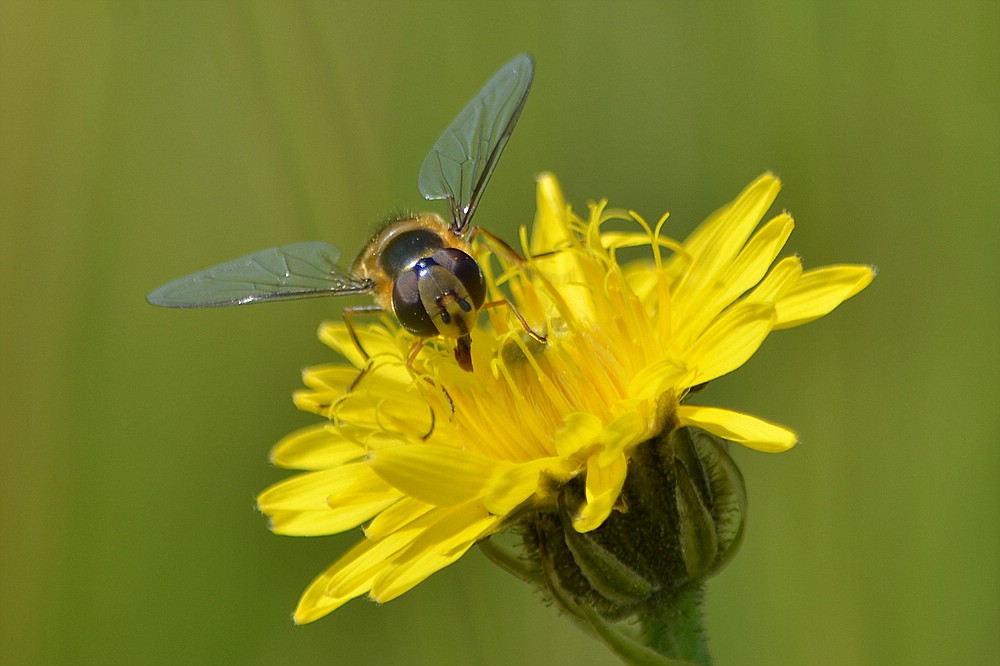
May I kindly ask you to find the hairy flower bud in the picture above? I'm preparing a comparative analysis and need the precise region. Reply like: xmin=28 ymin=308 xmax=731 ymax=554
xmin=518 ymin=426 xmax=747 ymax=620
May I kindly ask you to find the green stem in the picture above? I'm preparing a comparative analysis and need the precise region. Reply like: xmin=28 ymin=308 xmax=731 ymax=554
xmin=637 ymin=584 xmax=710 ymax=666
xmin=581 ymin=605 xmax=695 ymax=666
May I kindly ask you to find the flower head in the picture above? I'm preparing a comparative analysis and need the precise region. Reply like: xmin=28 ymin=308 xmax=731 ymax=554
xmin=257 ymin=173 xmax=874 ymax=623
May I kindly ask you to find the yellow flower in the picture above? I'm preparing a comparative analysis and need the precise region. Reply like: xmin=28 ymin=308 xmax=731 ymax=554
xmin=257 ymin=172 xmax=874 ymax=624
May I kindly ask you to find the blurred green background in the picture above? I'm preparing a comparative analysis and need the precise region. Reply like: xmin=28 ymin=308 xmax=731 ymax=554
xmin=2 ymin=2 xmax=997 ymax=665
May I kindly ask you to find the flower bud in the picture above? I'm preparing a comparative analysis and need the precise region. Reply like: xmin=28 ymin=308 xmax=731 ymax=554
xmin=519 ymin=426 xmax=747 ymax=620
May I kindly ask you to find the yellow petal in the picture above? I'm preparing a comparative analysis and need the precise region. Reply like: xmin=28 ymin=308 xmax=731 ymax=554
xmin=300 ymin=363 xmax=357 ymax=393
xmin=258 ymin=464 xmax=375 ymax=512
xmin=628 ymin=357 xmax=688 ymax=401
xmin=369 ymin=445 xmax=510 ymax=506
xmin=485 ymin=456 xmax=576 ymax=514
xmin=683 ymin=302 xmax=775 ymax=386
xmin=773 ymin=264 xmax=875 ymax=329
xmin=573 ymin=453 xmax=628 ymax=532
xmin=744 ymin=255 xmax=803 ymax=305
xmin=293 ymin=542 xmax=373 ymax=624
xmin=716 ymin=213 xmax=794 ymax=308
xmin=680 ymin=173 xmax=781 ymax=266
xmin=293 ymin=524 xmax=426 ymax=623
xmin=268 ymin=496 xmax=396 ymax=536
xmin=364 ymin=497 xmax=434 ymax=540
xmin=529 ymin=174 xmax=597 ymax=318
xmin=670 ymin=175 xmax=781 ymax=321
xmin=553 ymin=411 xmax=603 ymax=457
xmin=678 ymin=405 xmax=797 ymax=452
xmin=269 ymin=424 xmax=366 ymax=470
xmin=622 ymin=260 xmax=659 ymax=304
xmin=530 ymin=172 xmax=571 ymax=254
xmin=268 ymin=471 xmax=400 ymax=535
xmin=371 ymin=504 xmax=501 ymax=602
xmin=338 ymin=397 xmax=435 ymax=443
xmin=316 ymin=321 xmax=368 ymax=368
xmin=318 ymin=321 xmax=412 ymax=382
xmin=291 ymin=387 xmax=338 ymax=417
xmin=675 ymin=213 xmax=794 ymax=342
xmin=596 ymin=411 xmax=647 ymax=465
xmin=327 ymin=515 xmax=436 ymax=597
xmin=326 ymin=472 xmax=397 ymax=509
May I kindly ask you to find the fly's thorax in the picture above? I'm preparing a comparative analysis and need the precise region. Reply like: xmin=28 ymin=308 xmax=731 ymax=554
xmin=352 ymin=213 xmax=450 ymax=280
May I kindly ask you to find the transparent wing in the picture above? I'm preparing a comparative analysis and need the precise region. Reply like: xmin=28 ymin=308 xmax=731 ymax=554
xmin=417 ymin=53 xmax=533 ymax=235
xmin=146 ymin=241 xmax=372 ymax=308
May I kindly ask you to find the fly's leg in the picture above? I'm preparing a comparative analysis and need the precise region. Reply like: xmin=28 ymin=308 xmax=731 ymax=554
xmin=472 ymin=225 xmax=570 ymax=264
xmin=470 ymin=226 xmax=526 ymax=267
xmin=482 ymin=299 xmax=547 ymax=344
xmin=401 ymin=338 xmax=456 ymax=440
xmin=405 ymin=338 xmax=424 ymax=367
xmin=344 ymin=306 xmax=452 ymax=437
xmin=470 ymin=227 xmax=548 ymax=344
xmin=342 ymin=305 xmax=385 ymax=392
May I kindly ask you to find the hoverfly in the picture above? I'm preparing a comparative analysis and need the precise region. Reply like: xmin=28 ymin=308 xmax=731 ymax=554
xmin=147 ymin=54 xmax=537 ymax=372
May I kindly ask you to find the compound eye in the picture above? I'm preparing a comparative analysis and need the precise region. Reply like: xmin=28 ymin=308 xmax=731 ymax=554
xmin=431 ymin=248 xmax=486 ymax=310
xmin=392 ymin=270 xmax=438 ymax=337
